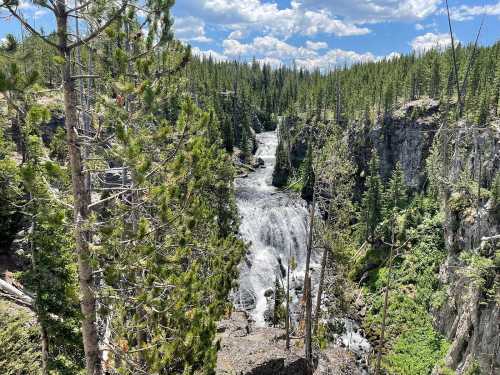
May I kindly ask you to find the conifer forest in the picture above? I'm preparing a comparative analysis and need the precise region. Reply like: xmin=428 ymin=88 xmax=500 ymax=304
xmin=0 ymin=1 xmax=498 ymax=374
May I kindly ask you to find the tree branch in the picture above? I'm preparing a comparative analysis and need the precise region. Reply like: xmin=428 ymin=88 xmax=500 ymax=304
xmin=67 ymin=0 xmax=129 ymax=50
xmin=1 ymin=3 xmax=59 ymax=49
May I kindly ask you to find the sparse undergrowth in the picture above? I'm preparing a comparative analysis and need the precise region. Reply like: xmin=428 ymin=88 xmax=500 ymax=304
xmin=358 ymin=197 xmax=451 ymax=374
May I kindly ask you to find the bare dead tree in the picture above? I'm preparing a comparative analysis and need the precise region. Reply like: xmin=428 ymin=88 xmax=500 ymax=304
xmin=304 ymin=274 xmax=313 ymax=375
xmin=313 ymin=245 xmax=328 ymax=334
xmin=375 ymin=204 xmax=396 ymax=375
xmin=285 ymin=246 xmax=291 ymax=350
xmin=445 ymin=0 xmax=461 ymax=119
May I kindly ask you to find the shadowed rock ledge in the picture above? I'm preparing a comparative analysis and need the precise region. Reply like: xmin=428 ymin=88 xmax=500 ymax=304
xmin=216 ymin=311 xmax=361 ymax=375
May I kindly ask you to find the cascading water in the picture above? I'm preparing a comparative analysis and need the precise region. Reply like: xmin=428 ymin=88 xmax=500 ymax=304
xmin=233 ymin=131 xmax=319 ymax=326
xmin=233 ymin=130 xmax=371 ymax=372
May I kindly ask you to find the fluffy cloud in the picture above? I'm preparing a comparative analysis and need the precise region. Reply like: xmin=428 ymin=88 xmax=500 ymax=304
xmin=218 ymin=35 xmax=398 ymax=71
xmin=191 ymin=46 xmax=228 ymax=62
xmin=300 ymin=0 xmax=441 ymax=23
xmin=296 ymin=49 xmax=378 ymax=70
xmin=305 ymin=41 xmax=328 ymax=50
xmin=256 ymin=57 xmax=283 ymax=68
xmin=223 ymin=36 xmax=317 ymax=59
xmin=228 ymin=29 xmax=247 ymax=40
xmin=410 ymin=32 xmax=453 ymax=53
xmin=447 ymin=2 xmax=500 ymax=21
xmin=178 ymin=0 xmax=370 ymax=38
xmin=174 ymin=16 xmax=212 ymax=43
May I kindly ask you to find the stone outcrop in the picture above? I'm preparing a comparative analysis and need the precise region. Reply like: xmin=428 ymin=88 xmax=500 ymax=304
xmin=216 ymin=311 xmax=361 ymax=375
xmin=432 ymin=121 xmax=500 ymax=374
xmin=216 ymin=311 xmax=307 ymax=375
xmin=370 ymin=98 xmax=440 ymax=189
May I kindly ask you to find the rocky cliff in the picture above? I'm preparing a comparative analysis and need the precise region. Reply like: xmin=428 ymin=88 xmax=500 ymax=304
xmin=432 ymin=120 xmax=500 ymax=374
xmin=216 ymin=311 xmax=362 ymax=375
xmin=278 ymin=99 xmax=499 ymax=373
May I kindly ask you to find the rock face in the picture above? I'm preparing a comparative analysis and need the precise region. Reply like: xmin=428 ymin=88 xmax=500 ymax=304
xmin=216 ymin=311 xmax=307 ymax=375
xmin=433 ymin=196 xmax=500 ymax=374
xmin=432 ymin=122 xmax=500 ymax=374
xmin=370 ymin=98 xmax=439 ymax=189
xmin=216 ymin=312 xmax=361 ymax=375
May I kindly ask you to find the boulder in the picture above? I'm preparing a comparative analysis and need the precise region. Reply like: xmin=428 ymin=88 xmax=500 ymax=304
xmin=216 ymin=312 xmax=363 ymax=375
xmin=216 ymin=312 xmax=306 ymax=375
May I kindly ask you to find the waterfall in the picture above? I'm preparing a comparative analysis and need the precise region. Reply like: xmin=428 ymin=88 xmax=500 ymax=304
xmin=233 ymin=131 xmax=320 ymax=326
xmin=233 ymin=130 xmax=371 ymax=372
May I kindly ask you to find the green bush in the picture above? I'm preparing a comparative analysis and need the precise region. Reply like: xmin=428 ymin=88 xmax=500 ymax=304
xmin=361 ymin=196 xmax=450 ymax=374
xmin=0 ymin=301 xmax=42 ymax=374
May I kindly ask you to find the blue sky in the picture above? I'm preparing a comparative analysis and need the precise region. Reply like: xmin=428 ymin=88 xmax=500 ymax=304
xmin=1 ymin=1 xmax=499 ymax=70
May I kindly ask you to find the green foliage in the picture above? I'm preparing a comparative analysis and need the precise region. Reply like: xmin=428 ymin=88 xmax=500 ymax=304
xmin=385 ymin=321 xmax=450 ymax=375
xmin=0 ymin=301 xmax=42 ymax=374
xmin=272 ymin=137 xmax=291 ymax=187
xmin=458 ymin=251 xmax=495 ymax=290
xmin=464 ymin=359 xmax=482 ymax=375
xmin=362 ymin=195 xmax=449 ymax=374
xmin=98 ymin=96 xmax=245 ymax=373
xmin=383 ymin=163 xmax=408 ymax=216
xmin=0 ymin=137 xmax=23 ymax=248
xmin=300 ymin=140 xmax=315 ymax=201
xmin=359 ymin=153 xmax=382 ymax=241
xmin=273 ymin=277 xmax=286 ymax=326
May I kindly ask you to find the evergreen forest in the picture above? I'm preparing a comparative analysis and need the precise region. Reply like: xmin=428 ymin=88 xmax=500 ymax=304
xmin=0 ymin=1 xmax=498 ymax=374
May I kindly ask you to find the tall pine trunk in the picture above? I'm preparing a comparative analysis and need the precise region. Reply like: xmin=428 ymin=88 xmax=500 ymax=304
xmin=304 ymin=275 xmax=313 ymax=375
xmin=57 ymin=10 xmax=101 ymax=375
xmin=313 ymin=246 xmax=328 ymax=334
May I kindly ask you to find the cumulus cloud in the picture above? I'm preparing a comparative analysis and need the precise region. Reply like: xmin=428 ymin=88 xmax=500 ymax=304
xmin=305 ymin=41 xmax=328 ymax=50
xmin=175 ymin=16 xmax=212 ymax=43
xmin=191 ymin=46 xmax=228 ymax=62
xmin=410 ymin=33 xmax=453 ymax=53
xmin=296 ymin=49 xmax=378 ymax=71
xmin=300 ymin=0 xmax=441 ymax=23
xmin=385 ymin=52 xmax=402 ymax=60
xmin=447 ymin=2 xmax=500 ymax=21
xmin=256 ymin=57 xmax=283 ymax=68
xmin=223 ymin=36 xmax=317 ymax=59
xmin=219 ymin=35 xmax=399 ymax=71
xmin=178 ymin=0 xmax=370 ymax=38
xmin=228 ymin=29 xmax=247 ymax=40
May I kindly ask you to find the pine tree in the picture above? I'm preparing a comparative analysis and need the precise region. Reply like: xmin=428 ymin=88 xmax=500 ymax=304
xmin=273 ymin=276 xmax=285 ymax=327
xmin=383 ymin=163 xmax=407 ymax=217
xmin=430 ymin=57 xmax=441 ymax=99
xmin=301 ymin=140 xmax=315 ymax=202
xmin=360 ymin=153 xmax=383 ymax=241
xmin=273 ymin=137 xmax=291 ymax=187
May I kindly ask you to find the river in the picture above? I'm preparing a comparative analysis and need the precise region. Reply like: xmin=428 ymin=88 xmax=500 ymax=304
xmin=233 ymin=131 xmax=318 ymax=326
xmin=233 ymin=130 xmax=371 ymax=372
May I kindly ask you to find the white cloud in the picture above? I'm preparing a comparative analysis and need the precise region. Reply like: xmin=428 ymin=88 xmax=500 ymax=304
xmin=191 ymin=46 xmax=228 ymax=62
xmin=385 ymin=52 xmax=401 ymax=60
xmin=410 ymin=32 xmax=453 ymax=53
xmin=300 ymin=0 xmax=441 ymax=23
xmin=221 ymin=35 xmax=397 ymax=71
xmin=179 ymin=0 xmax=370 ymax=38
xmin=256 ymin=57 xmax=283 ymax=68
xmin=305 ymin=40 xmax=328 ymax=50
xmin=175 ymin=16 xmax=212 ymax=43
xmin=415 ymin=23 xmax=424 ymax=30
xmin=447 ymin=2 xmax=500 ymax=21
xmin=296 ymin=49 xmax=378 ymax=71
xmin=223 ymin=36 xmax=317 ymax=59
xmin=300 ymin=10 xmax=370 ymax=36
xmin=228 ymin=29 xmax=246 ymax=40
xmin=34 ymin=9 xmax=47 ymax=19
